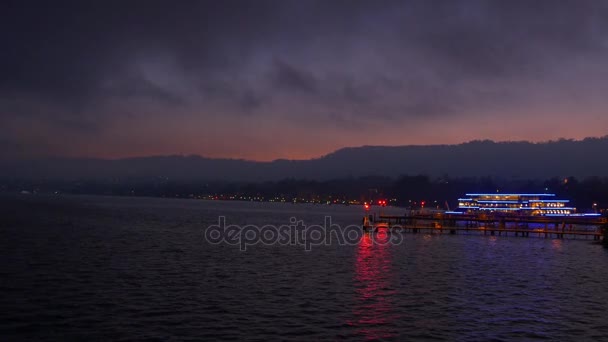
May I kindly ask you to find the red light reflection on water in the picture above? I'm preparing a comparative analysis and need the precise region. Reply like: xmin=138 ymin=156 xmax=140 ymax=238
xmin=348 ymin=233 xmax=399 ymax=340
xmin=551 ymin=238 xmax=563 ymax=250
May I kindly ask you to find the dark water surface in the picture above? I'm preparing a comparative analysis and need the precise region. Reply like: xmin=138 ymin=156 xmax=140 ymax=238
xmin=1 ymin=194 xmax=608 ymax=341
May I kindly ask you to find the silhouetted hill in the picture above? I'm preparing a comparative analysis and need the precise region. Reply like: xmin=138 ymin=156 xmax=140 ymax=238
xmin=1 ymin=136 xmax=607 ymax=181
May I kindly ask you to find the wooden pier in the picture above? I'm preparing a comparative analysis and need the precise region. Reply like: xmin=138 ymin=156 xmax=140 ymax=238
xmin=373 ymin=213 xmax=608 ymax=241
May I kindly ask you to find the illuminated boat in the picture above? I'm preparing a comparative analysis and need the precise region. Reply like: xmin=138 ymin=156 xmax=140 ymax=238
xmin=452 ymin=193 xmax=600 ymax=217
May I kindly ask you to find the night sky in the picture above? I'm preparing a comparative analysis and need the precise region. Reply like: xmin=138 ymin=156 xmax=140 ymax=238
xmin=1 ymin=0 xmax=607 ymax=161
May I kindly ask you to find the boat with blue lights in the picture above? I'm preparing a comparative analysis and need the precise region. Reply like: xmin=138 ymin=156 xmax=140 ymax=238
xmin=447 ymin=193 xmax=600 ymax=217
xmin=365 ymin=193 xmax=606 ymax=241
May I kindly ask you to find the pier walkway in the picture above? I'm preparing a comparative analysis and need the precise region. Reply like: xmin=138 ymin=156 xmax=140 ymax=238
xmin=374 ymin=213 xmax=608 ymax=241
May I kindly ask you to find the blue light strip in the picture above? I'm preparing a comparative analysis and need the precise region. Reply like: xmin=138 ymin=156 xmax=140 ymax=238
xmin=512 ymin=207 xmax=574 ymax=211
xmin=528 ymin=200 xmax=570 ymax=203
xmin=479 ymin=207 xmax=521 ymax=210
xmin=465 ymin=193 xmax=556 ymax=197
xmin=458 ymin=198 xmax=473 ymax=201
xmin=476 ymin=207 xmax=574 ymax=211
xmin=445 ymin=211 xmax=464 ymax=214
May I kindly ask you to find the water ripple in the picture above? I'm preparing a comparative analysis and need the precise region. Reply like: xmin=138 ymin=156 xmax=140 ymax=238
xmin=1 ymin=195 xmax=608 ymax=340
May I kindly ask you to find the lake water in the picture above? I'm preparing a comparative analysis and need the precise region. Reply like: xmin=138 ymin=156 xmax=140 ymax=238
xmin=1 ymin=194 xmax=608 ymax=340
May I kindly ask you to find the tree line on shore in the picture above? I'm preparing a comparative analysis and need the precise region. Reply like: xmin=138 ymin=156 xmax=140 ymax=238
xmin=2 ymin=175 xmax=607 ymax=211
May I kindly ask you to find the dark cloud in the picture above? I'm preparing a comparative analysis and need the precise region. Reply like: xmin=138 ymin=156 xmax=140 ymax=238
xmin=2 ymin=1 xmax=607 ymax=103
xmin=272 ymin=60 xmax=318 ymax=94
xmin=100 ymin=72 xmax=185 ymax=106
xmin=400 ymin=1 xmax=608 ymax=74
xmin=1 ymin=0 xmax=607 ymax=159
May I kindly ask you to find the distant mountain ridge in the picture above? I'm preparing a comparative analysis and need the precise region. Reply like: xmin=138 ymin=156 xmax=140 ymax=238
xmin=2 ymin=137 xmax=607 ymax=181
